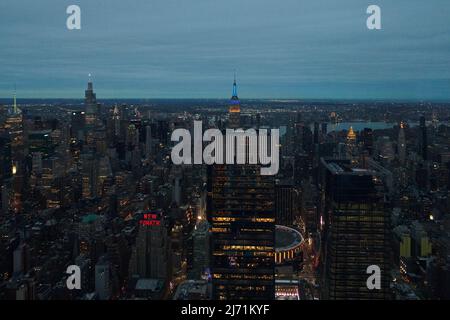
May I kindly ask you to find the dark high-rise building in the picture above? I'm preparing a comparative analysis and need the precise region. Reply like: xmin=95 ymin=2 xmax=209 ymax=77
xmin=302 ymin=126 xmax=313 ymax=154
xmin=129 ymin=211 xmax=170 ymax=281
xmin=419 ymin=115 xmax=428 ymax=161
xmin=189 ymin=220 xmax=210 ymax=279
xmin=71 ymin=111 xmax=85 ymax=141
xmin=398 ymin=122 xmax=406 ymax=165
xmin=0 ymin=134 xmax=12 ymax=181
xmin=294 ymin=154 xmax=311 ymax=186
xmin=85 ymin=77 xmax=98 ymax=127
xmin=156 ymin=120 xmax=169 ymax=145
xmin=207 ymin=164 xmax=275 ymax=300
xmin=321 ymin=122 xmax=328 ymax=136
xmin=313 ymin=122 xmax=320 ymax=144
xmin=275 ymin=180 xmax=300 ymax=227
xmin=361 ymin=128 xmax=374 ymax=156
xmin=292 ymin=112 xmax=303 ymax=149
xmin=416 ymin=165 xmax=428 ymax=190
xmin=320 ymin=159 xmax=391 ymax=300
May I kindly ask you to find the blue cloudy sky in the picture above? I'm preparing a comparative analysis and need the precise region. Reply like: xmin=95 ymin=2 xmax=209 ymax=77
xmin=1 ymin=0 xmax=450 ymax=100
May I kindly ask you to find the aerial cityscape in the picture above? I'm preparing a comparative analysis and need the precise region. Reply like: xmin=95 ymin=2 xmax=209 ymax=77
xmin=1 ymin=78 xmax=449 ymax=300
xmin=1 ymin=0 xmax=450 ymax=304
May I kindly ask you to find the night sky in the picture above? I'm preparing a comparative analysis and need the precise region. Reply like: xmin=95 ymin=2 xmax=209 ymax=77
xmin=1 ymin=0 xmax=450 ymax=100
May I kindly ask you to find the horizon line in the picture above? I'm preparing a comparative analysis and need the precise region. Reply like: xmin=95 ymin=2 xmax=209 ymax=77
xmin=1 ymin=97 xmax=450 ymax=103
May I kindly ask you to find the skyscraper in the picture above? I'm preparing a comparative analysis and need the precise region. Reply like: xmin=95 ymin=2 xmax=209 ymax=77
xmin=4 ymin=88 xmax=24 ymax=164
xmin=145 ymin=125 xmax=152 ymax=159
xmin=0 ymin=134 xmax=12 ymax=181
xmin=361 ymin=128 xmax=374 ymax=156
xmin=346 ymin=126 xmax=357 ymax=160
xmin=398 ymin=122 xmax=406 ymax=165
xmin=3 ymin=89 xmax=25 ymax=214
xmin=207 ymin=78 xmax=276 ymax=299
xmin=419 ymin=115 xmax=428 ymax=161
xmin=207 ymin=164 xmax=275 ymax=300
xmin=320 ymin=159 xmax=391 ymax=300
xmin=129 ymin=211 xmax=170 ymax=280
xmin=228 ymin=75 xmax=240 ymax=129
xmin=313 ymin=122 xmax=320 ymax=145
xmin=95 ymin=255 xmax=111 ymax=300
xmin=81 ymin=153 xmax=99 ymax=199
xmin=85 ymin=76 xmax=98 ymax=127
xmin=293 ymin=112 xmax=304 ymax=155
xmin=112 ymin=105 xmax=121 ymax=137
xmin=275 ymin=180 xmax=300 ymax=227
xmin=189 ymin=219 xmax=210 ymax=279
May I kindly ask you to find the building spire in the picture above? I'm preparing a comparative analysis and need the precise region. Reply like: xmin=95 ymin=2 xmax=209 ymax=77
xmin=232 ymin=71 xmax=238 ymax=98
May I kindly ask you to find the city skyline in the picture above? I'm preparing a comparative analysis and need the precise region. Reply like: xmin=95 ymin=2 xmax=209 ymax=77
xmin=1 ymin=0 xmax=450 ymax=100
xmin=1 ymin=75 xmax=450 ymax=301
xmin=1 ymin=1 xmax=450 ymax=304
xmin=1 ymin=74 xmax=450 ymax=102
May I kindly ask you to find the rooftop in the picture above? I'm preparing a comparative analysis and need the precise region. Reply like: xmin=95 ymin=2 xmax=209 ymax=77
xmin=135 ymin=279 xmax=163 ymax=292
xmin=275 ymin=225 xmax=303 ymax=252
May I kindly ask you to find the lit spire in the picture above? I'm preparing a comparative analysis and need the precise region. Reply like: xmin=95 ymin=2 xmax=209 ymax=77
xmin=232 ymin=71 xmax=238 ymax=98
xmin=229 ymin=72 xmax=241 ymax=124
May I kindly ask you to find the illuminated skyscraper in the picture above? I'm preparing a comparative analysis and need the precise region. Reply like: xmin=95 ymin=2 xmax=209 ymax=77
xmin=228 ymin=75 xmax=240 ymax=129
xmin=4 ymin=88 xmax=25 ymax=213
xmin=0 ymin=134 xmax=12 ymax=181
xmin=189 ymin=219 xmax=210 ymax=279
xmin=81 ymin=153 xmax=99 ymax=199
xmin=346 ymin=126 xmax=356 ymax=159
xmin=207 ymin=164 xmax=275 ymax=300
xmin=4 ymin=88 xmax=24 ymax=163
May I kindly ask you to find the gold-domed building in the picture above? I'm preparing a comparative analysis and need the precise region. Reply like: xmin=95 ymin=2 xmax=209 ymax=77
xmin=347 ymin=126 xmax=356 ymax=143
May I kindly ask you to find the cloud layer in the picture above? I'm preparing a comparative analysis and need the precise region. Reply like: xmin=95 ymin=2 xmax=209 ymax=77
xmin=1 ymin=0 xmax=450 ymax=100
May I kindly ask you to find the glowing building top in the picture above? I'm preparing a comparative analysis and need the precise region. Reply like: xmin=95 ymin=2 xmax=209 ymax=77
xmin=228 ymin=74 xmax=240 ymax=128
xmin=229 ymin=73 xmax=240 ymax=112
xmin=347 ymin=126 xmax=356 ymax=142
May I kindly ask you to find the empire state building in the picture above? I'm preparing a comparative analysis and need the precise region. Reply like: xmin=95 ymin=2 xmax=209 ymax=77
xmin=228 ymin=76 xmax=240 ymax=129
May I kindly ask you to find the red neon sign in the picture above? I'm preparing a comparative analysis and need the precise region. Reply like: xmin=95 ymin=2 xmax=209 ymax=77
xmin=139 ymin=212 xmax=161 ymax=227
